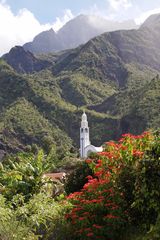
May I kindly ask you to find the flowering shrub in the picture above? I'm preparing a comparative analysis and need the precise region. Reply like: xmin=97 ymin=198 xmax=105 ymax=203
xmin=65 ymin=131 xmax=158 ymax=239
xmin=66 ymin=173 xmax=126 ymax=239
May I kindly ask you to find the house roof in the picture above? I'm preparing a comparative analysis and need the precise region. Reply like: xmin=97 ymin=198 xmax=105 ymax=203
xmin=43 ymin=172 xmax=66 ymax=181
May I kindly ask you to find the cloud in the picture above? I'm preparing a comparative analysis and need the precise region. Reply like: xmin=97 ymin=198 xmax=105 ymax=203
xmin=108 ymin=0 xmax=132 ymax=11
xmin=135 ymin=8 xmax=160 ymax=25
xmin=52 ymin=9 xmax=74 ymax=32
xmin=82 ymin=1 xmax=134 ymax=22
xmin=87 ymin=0 xmax=134 ymax=21
xmin=0 ymin=2 xmax=74 ymax=56
xmin=82 ymin=4 xmax=104 ymax=16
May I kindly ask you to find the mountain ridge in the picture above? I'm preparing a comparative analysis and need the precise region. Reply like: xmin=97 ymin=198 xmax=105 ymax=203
xmin=23 ymin=14 xmax=138 ymax=54
xmin=0 ymin=13 xmax=160 ymax=156
xmin=3 ymin=46 xmax=51 ymax=73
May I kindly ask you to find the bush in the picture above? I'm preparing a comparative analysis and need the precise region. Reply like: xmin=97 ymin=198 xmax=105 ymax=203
xmin=0 ymin=195 xmax=37 ymax=240
xmin=0 ymin=192 xmax=73 ymax=240
xmin=65 ymin=131 xmax=160 ymax=240
xmin=64 ymin=161 xmax=93 ymax=194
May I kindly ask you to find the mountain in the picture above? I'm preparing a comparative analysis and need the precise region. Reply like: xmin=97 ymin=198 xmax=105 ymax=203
xmin=0 ymin=14 xmax=160 ymax=156
xmin=23 ymin=14 xmax=137 ymax=54
xmin=140 ymin=13 xmax=160 ymax=29
xmin=23 ymin=28 xmax=60 ymax=54
xmin=3 ymin=46 xmax=51 ymax=73
xmin=51 ymin=16 xmax=160 ymax=88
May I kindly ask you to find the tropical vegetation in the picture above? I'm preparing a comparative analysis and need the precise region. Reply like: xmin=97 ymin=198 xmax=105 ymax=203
xmin=0 ymin=130 xmax=159 ymax=239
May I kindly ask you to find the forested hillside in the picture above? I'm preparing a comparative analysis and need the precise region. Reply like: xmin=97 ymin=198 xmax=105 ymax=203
xmin=0 ymin=14 xmax=160 ymax=156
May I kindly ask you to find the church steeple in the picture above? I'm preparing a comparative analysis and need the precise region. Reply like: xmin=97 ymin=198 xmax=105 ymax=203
xmin=80 ymin=111 xmax=90 ymax=158
xmin=81 ymin=111 xmax=88 ymax=127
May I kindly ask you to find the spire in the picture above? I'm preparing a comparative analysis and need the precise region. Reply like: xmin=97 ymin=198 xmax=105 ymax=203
xmin=81 ymin=110 xmax=88 ymax=128
xmin=82 ymin=110 xmax=87 ymax=122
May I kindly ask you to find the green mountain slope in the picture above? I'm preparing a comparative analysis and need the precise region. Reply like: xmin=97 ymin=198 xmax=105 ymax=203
xmin=89 ymin=75 xmax=160 ymax=132
xmin=52 ymin=25 xmax=160 ymax=89
xmin=0 ymin=14 xmax=160 ymax=155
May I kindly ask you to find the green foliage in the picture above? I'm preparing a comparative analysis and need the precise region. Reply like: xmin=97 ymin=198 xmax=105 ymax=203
xmin=132 ymin=132 xmax=160 ymax=224
xmin=0 ymin=194 xmax=38 ymax=240
xmin=2 ymin=97 xmax=73 ymax=152
xmin=14 ymin=192 xmax=72 ymax=240
xmin=142 ymin=214 xmax=160 ymax=240
xmin=0 ymin=149 xmax=73 ymax=239
xmin=115 ymin=131 xmax=160 ymax=239
xmin=0 ymin=192 xmax=72 ymax=240
xmin=64 ymin=161 xmax=93 ymax=194
xmin=59 ymin=73 xmax=115 ymax=106
xmin=0 ymin=150 xmax=52 ymax=201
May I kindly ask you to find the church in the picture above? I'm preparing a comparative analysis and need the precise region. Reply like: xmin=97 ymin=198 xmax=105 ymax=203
xmin=80 ymin=111 xmax=103 ymax=158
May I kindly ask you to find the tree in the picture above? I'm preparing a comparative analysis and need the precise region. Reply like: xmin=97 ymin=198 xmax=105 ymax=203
xmin=0 ymin=150 xmax=51 ymax=202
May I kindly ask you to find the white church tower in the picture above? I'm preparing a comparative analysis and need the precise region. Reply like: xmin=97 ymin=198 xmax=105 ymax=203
xmin=80 ymin=111 xmax=103 ymax=158
xmin=80 ymin=111 xmax=90 ymax=158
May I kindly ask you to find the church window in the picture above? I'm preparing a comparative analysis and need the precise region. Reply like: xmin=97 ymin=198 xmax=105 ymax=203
xmin=85 ymin=128 xmax=88 ymax=133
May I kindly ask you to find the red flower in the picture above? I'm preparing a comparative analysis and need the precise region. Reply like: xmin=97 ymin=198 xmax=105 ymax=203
xmin=95 ymin=163 xmax=102 ymax=168
xmin=97 ymin=159 xmax=103 ymax=164
xmin=83 ymin=212 xmax=90 ymax=215
xmin=104 ymin=214 xmax=119 ymax=219
xmin=121 ymin=133 xmax=132 ymax=138
xmin=85 ymin=159 xmax=92 ymax=164
xmin=95 ymin=170 xmax=104 ymax=177
xmin=79 ymin=217 xmax=86 ymax=221
xmin=132 ymin=149 xmax=144 ymax=157
xmin=86 ymin=175 xmax=93 ymax=180
xmin=86 ymin=232 xmax=94 ymax=237
xmin=93 ymin=224 xmax=103 ymax=229
xmin=85 ymin=228 xmax=92 ymax=231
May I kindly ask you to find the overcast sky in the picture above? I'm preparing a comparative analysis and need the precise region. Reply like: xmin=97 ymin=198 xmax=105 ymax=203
xmin=1 ymin=0 xmax=160 ymax=55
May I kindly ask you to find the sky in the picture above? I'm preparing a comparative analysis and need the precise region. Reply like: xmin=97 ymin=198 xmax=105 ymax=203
xmin=1 ymin=0 xmax=160 ymax=55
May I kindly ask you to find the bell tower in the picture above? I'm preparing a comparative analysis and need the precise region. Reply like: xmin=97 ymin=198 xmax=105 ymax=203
xmin=80 ymin=111 xmax=90 ymax=158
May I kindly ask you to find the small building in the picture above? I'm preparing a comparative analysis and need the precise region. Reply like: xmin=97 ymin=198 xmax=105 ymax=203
xmin=80 ymin=112 xmax=103 ymax=158
xmin=43 ymin=172 xmax=66 ymax=182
